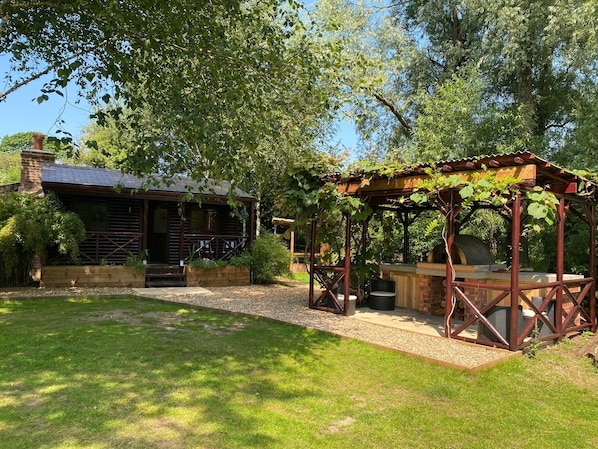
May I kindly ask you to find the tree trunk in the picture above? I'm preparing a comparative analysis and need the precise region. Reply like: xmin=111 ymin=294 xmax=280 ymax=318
xmin=255 ymin=194 xmax=261 ymax=238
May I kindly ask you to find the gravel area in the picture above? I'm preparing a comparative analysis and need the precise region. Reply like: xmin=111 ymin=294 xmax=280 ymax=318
xmin=0 ymin=283 xmax=517 ymax=371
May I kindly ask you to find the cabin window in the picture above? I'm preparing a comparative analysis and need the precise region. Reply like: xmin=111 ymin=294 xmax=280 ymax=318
xmin=74 ymin=201 xmax=108 ymax=231
xmin=190 ymin=208 xmax=218 ymax=232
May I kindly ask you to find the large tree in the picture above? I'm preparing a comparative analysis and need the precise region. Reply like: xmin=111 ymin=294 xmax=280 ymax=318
xmin=1 ymin=0 xmax=338 ymax=190
xmin=316 ymin=0 xmax=598 ymax=167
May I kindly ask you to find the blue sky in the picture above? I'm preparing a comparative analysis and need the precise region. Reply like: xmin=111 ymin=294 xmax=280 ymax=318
xmin=0 ymin=56 xmax=93 ymax=141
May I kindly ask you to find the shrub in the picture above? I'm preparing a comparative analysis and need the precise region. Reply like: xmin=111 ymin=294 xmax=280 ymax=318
xmin=0 ymin=192 xmax=86 ymax=286
xmin=251 ymin=233 xmax=291 ymax=284
xmin=228 ymin=250 xmax=252 ymax=267
xmin=0 ymin=152 xmax=20 ymax=184
xmin=124 ymin=250 xmax=148 ymax=272
xmin=188 ymin=259 xmax=228 ymax=269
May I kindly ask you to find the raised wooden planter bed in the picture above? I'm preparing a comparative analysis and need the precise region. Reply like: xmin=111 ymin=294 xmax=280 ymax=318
xmin=41 ymin=265 xmax=146 ymax=288
xmin=185 ymin=266 xmax=250 ymax=287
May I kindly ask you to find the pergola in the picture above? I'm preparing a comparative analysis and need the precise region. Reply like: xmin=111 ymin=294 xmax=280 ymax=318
xmin=308 ymin=152 xmax=597 ymax=351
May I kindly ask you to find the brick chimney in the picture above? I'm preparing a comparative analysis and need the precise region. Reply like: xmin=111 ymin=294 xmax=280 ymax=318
xmin=19 ymin=133 xmax=55 ymax=196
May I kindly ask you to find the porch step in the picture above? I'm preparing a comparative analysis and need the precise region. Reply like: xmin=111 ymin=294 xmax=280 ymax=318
xmin=145 ymin=265 xmax=186 ymax=288
xmin=145 ymin=279 xmax=188 ymax=288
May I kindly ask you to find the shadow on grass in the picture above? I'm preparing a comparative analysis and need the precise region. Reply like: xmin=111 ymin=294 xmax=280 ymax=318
xmin=0 ymin=296 xmax=342 ymax=448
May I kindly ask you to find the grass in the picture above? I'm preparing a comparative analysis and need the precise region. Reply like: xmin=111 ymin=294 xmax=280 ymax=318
xmin=1 ymin=296 xmax=598 ymax=448
xmin=292 ymin=272 xmax=310 ymax=283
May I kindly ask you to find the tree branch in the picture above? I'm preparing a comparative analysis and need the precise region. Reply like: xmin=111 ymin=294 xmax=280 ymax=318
xmin=0 ymin=65 xmax=54 ymax=102
xmin=372 ymin=90 xmax=412 ymax=134
xmin=0 ymin=41 xmax=110 ymax=102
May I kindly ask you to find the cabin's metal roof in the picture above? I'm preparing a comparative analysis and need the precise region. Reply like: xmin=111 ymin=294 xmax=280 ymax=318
xmin=41 ymin=163 xmax=256 ymax=201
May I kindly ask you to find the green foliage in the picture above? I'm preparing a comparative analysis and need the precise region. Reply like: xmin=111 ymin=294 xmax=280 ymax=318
xmin=188 ymin=259 xmax=228 ymax=270
xmin=368 ymin=212 xmax=408 ymax=263
xmin=0 ymin=192 xmax=86 ymax=286
xmin=410 ymin=167 xmax=520 ymax=207
xmin=408 ymin=70 xmax=531 ymax=162
xmin=0 ymin=152 xmax=21 ymax=185
xmin=525 ymin=188 xmax=560 ymax=231
xmin=59 ymin=114 xmax=132 ymax=168
xmin=312 ymin=0 xmax=413 ymax=159
xmin=368 ymin=209 xmax=446 ymax=264
xmin=1 ymin=0 xmax=339 ymax=211
xmin=314 ymin=0 xmax=598 ymax=166
xmin=0 ymin=132 xmax=40 ymax=153
xmin=349 ymin=245 xmax=381 ymax=297
xmin=250 ymin=233 xmax=291 ymax=284
xmin=278 ymin=154 xmax=372 ymax=232
xmin=409 ymin=167 xmax=560 ymax=233
xmin=553 ymin=92 xmax=598 ymax=171
xmin=527 ymin=213 xmax=592 ymax=275
xmin=123 ymin=250 xmax=148 ymax=271
xmin=228 ymin=251 xmax=252 ymax=268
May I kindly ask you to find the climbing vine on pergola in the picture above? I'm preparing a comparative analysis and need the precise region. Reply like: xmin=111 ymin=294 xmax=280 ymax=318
xmin=281 ymin=152 xmax=597 ymax=351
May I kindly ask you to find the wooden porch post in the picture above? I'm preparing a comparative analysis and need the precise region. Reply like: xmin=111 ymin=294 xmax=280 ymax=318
xmin=142 ymin=199 xmax=149 ymax=255
xmin=179 ymin=202 xmax=185 ymax=263
xmin=509 ymin=193 xmax=522 ymax=351
xmin=289 ymin=230 xmax=295 ymax=267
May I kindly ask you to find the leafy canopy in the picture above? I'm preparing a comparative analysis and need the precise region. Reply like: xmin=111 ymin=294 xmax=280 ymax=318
xmin=1 ymin=0 xmax=339 ymax=190
xmin=315 ymin=0 xmax=598 ymax=167
xmin=0 ymin=131 xmax=40 ymax=153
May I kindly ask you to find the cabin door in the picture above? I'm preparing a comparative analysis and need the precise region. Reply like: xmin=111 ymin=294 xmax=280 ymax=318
xmin=148 ymin=202 xmax=169 ymax=263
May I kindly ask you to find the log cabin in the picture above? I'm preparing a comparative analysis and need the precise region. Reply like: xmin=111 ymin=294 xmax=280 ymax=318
xmin=14 ymin=137 xmax=256 ymax=269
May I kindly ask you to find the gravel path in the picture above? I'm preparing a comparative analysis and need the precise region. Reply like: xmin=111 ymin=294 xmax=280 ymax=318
xmin=0 ymin=283 xmax=517 ymax=371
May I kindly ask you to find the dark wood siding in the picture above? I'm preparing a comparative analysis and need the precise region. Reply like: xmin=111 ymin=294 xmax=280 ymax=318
xmin=56 ymin=193 xmax=144 ymax=264
xmin=58 ymin=194 xmax=142 ymax=232
xmin=167 ymin=202 xmax=181 ymax=264
xmin=183 ymin=203 xmax=240 ymax=234
xmin=51 ymin=191 xmax=248 ymax=265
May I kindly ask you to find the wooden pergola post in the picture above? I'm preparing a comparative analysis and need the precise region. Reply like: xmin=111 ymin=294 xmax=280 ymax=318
xmin=555 ymin=197 xmax=567 ymax=338
xmin=509 ymin=193 xmax=522 ymax=351
xmin=309 ymin=218 xmax=317 ymax=308
xmin=443 ymin=196 xmax=457 ymax=338
xmin=343 ymin=215 xmax=352 ymax=315
xmin=588 ymin=204 xmax=597 ymax=332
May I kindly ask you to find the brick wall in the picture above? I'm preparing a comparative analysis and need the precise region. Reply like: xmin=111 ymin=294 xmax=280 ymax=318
xmin=18 ymin=149 xmax=55 ymax=196
xmin=418 ymin=274 xmax=445 ymax=315
xmin=462 ymin=278 xmax=488 ymax=320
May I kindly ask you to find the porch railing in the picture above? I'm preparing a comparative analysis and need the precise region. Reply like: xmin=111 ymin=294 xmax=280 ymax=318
xmin=78 ymin=231 xmax=143 ymax=264
xmin=448 ymin=277 xmax=595 ymax=350
xmin=183 ymin=233 xmax=248 ymax=262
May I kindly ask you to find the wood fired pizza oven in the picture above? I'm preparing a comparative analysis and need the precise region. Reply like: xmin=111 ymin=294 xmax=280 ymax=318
xmin=427 ymin=235 xmax=494 ymax=265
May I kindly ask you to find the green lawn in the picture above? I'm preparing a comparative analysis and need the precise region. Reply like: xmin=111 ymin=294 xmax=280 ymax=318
xmin=1 ymin=296 xmax=597 ymax=448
